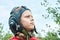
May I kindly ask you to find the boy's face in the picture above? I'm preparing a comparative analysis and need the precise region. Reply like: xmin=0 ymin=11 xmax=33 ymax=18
xmin=20 ymin=10 xmax=34 ymax=31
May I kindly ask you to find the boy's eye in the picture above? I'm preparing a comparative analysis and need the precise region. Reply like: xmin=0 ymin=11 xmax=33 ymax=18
xmin=26 ymin=16 xmax=30 ymax=17
xmin=25 ymin=15 xmax=30 ymax=18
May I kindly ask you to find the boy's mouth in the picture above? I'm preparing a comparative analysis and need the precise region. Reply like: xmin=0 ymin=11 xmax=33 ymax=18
xmin=30 ymin=23 xmax=34 ymax=25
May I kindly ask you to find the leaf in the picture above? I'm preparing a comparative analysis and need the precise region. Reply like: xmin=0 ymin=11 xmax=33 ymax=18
xmin=57 ymin=0 xmax=60 ymax=3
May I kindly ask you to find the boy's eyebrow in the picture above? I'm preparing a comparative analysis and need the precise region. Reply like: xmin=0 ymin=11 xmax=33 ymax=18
xmin=25 ymin=14 xmax=33 ymax=17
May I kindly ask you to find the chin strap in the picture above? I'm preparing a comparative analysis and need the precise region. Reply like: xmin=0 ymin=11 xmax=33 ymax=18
xmin=22 ymin=29 xmax=34 ymax=40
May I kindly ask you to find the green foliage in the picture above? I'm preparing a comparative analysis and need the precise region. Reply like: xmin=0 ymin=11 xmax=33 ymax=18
xmin=0 ymin=23 xmax=12 ymax=40
xmin=41 ymin=0 xmax=60 ymax=25
xmin=47 ymin=7 xmax=57 ymax=14
xmin=2 ymin=32 xmax=12 ymax=40
xmin=0 ymin=23 xmax=3 ymax=40
xmin=57 ymin=0 xmax=60 ymax=3
xmin=40 ymin=0 xmax=60 ymax=40
xmin=41 ymin=0 xmax=49 ymax=7
xmin=46 ymin=6 xmax=60 ymax=25
xmin=41 ymin=32 xmax=60 ymax=40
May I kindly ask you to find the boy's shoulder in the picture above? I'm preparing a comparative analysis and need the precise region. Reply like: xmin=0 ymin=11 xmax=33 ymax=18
xmin=9 ymin=36 xmax=19 ymax=40
xmin=30 ymin=36 xmax=40 ymax=40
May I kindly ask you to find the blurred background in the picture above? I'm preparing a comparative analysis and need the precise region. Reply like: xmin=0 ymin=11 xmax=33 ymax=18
xmin=0 ymin=0 xmax=60 ymax=40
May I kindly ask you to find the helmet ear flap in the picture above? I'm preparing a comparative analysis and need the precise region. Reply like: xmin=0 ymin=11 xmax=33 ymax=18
xmin=9 ymin=16 xmax=23 ymax=35
xmin=9 ymin=16 xmax=18 ymax=35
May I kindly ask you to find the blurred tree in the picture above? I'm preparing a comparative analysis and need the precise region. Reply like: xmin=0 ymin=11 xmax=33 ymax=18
xmin=41 ymin=32 xmax=60 ymax=40
xmin=2 ymin=31 xmax=12 ymax=40
xmin=40 ymin=0 xmax=60 ymax=40
xmin=0 ymin=23 xmax=12 ymax=40
xmin=0 ymin=23 xmax=3 ymax=40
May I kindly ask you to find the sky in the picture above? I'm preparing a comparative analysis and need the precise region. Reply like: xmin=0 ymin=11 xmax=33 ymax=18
xmin=0 ymin=0 xmax=59 ymax=37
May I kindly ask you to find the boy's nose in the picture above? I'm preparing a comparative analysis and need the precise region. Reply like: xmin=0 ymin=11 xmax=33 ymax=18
xmin=31 ymin=18 xmax=34 ymax=21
